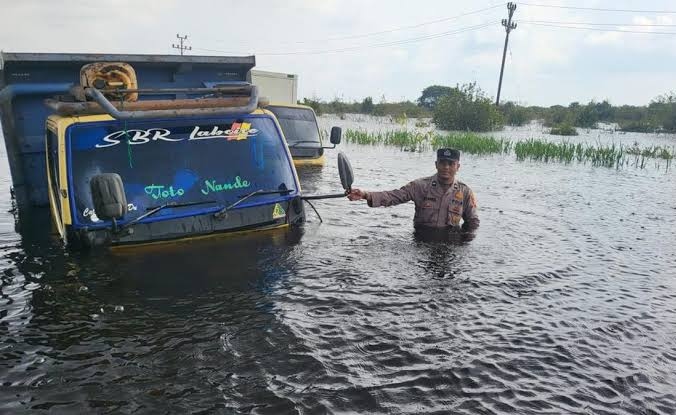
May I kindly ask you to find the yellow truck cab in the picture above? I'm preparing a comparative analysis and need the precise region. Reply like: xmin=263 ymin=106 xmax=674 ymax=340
xmin=0 ymin=53 xmax=353 ymax=250
xmin=266 ymin=104 xmax=341 ymax=167
xmin=45 ymin=108 xmax=305 ymax=249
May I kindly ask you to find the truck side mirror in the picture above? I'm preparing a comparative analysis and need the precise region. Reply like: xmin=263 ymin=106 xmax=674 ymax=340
xmin=330 ymin=126 xmax=342 ymax=145
xmin=337 ymin=152 xmax=353 ymax=191
xmin=90 ymin=173 xmax=128 ymax=221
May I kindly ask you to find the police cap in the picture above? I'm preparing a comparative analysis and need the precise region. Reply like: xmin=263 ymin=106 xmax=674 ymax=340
xmin=437 ymin=148 xmax=460 ymax=162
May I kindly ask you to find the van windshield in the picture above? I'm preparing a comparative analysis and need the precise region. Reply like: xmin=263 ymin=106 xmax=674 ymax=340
xmin=68 ymin=115 xmax=297 ymax=225
xmin=267 ymin=106 xmax=321 ymax=147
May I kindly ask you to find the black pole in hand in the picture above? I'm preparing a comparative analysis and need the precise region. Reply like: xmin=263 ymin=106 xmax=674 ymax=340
xmin=301 ymin=191 xmax=348 ymax=200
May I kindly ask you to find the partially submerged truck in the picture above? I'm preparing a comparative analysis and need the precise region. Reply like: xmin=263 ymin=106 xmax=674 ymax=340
xmin=0 ymin=53 xmax=352 ymax=249
xmin=251 ymin=70 xmax=340 ymax=166
xmin=267 ymin=103 xmax=340 ymax=166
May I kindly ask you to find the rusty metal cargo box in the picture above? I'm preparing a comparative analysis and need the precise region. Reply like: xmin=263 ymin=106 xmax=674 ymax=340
xmin=0 ymin=52 xmax=256 ymax=208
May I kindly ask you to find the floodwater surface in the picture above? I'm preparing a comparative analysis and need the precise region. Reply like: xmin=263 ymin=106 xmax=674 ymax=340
xmin=1 ymin=119 xmax=676 ymax=414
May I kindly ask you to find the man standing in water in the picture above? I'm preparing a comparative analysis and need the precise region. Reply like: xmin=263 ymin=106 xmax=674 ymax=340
xmin=347 ymin=148 xmax=480 ymax=233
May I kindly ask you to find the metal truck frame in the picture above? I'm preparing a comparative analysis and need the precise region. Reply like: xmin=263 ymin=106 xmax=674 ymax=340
xmin=0 ymin=53 xmax=352 ymax=249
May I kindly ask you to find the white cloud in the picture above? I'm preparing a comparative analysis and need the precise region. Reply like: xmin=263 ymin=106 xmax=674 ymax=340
xmin=2 ymin=0 xmax=675 ymax=105
xmin=585 ymin=31 xmax=623 ymax=45
xmin=633 ymin=15 xmax=674 ymax=25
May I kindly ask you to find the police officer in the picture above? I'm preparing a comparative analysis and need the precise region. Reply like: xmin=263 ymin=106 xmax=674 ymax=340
xmin=347 ymin=148 xmax=479 ymax=232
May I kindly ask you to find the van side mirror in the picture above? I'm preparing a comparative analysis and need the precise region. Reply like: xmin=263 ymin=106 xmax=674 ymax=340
xmin=330 ymin=126 xmax=342 ymax=145
xmin=300 ymin=152 xmax=354 ymax=202
xmin=337 ymin=152 xmax=353 ymax=191
xmin=90 ymin=173 xmax=128 ymax=222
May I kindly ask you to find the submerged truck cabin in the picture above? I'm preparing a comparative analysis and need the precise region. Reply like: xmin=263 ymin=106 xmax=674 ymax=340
xmin=249 ymin=70 xmax=342 ymax=167
xmin=0 ymin=53 xmax=308 ymax=249
xmin=266 ymin=104 xmax=342 ymax=167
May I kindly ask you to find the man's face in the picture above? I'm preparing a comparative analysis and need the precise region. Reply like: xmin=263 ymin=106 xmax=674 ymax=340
xmin=435 ymin=159 xmax=459 ymax=182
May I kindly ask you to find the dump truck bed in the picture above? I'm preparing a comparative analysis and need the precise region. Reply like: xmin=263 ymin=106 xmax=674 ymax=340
xmin=0 ymin=52 xmax=256 ymax=208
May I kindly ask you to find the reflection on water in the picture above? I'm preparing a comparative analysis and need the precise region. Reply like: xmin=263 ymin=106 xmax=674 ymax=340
xmin=412 ymin=226 xmax=476 ymax=244
xmin=1 ymin=121 xmax=676 ymax=413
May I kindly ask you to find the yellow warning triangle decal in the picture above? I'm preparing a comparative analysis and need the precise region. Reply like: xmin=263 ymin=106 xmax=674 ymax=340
xmin=272 ymin=203 xmax=286 ymax=219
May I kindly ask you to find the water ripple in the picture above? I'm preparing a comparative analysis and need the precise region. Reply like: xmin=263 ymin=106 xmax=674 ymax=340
xmin=1 ymin=130 xmax=676 ymax=413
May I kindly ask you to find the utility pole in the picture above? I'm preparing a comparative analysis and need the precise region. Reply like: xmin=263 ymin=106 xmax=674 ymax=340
xmin=172 ymin=34 xmax=192 ymax=55
xmin=496 ymin=2 xmax=517 ymax=106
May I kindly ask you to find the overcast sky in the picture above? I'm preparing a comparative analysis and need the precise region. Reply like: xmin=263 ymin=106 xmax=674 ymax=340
xmin=2 ymin=0 xmax=676 ymax=106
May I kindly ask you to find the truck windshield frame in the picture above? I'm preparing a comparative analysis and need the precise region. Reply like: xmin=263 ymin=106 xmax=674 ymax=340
xmin=66 ymin=114 xmax=298 ymax=228
xmin=267 ymin=106 xmax=321 ymax=147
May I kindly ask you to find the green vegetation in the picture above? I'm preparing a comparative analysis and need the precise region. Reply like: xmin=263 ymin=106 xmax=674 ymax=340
xmin=342 ymin=129 xmax=673 ymax=170
xmin=549 ymin=123 xmax=578 ymax=136
xmin=499 ymin=101 xmax=530 ymax=126
xmin=626 ymin=142 xmax=675 ymax=159
xmin=300 ymin=97 xmax=430 ymax=118
xmin=496 ymin=95 xmax=676 ymax=133
xmin=432 ymin=82 xmax=505 ymax=132
xmin=417 ymin=85 xmax=454 ymax=110
xmin=617 ymin=121 xmax=654 ymax=133
xmin=414 ymin=119 xmax=431 ymax=128
xmin=415 ymin=83 xmax=676 ymax=133
xmin=649 ymin=92 xmax=676 ymax=132
xmin=344 ymin=129 xmax=511 ymax=154
xmin=514 ymin=140 xmax=625 ymax=167
xmin=360 ymin=96 xmax=374 ymax=114
xmin=344 ymin=129 xmax=431 ymax=152
xmin=303 ymin=82 xmax=676 ymax=134
xmin=432 ymin=133 xmax=512 ymax=155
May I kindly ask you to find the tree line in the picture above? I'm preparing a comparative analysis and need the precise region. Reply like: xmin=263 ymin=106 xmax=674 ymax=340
xmin=300 ymin=96 xmax=431 ymax=118
xmin=500 ymin=93 xmax=676 ymax=133
xmin=300 ymin=84 xmax=676 ymax=134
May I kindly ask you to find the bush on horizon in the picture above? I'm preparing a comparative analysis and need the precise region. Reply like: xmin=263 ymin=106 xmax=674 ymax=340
xmin=432 ymin=82 xmax=505 ymax=132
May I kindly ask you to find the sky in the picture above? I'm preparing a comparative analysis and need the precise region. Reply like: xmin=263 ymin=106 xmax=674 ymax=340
xmin=2 ymin=0 xmax=676 ymax=106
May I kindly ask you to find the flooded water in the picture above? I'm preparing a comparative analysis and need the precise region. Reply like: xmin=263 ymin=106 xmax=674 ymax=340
xmin=2 ymin=118 xmax=676 ymax=414
xmin=328 ymin=113 xmax=676 ymax=149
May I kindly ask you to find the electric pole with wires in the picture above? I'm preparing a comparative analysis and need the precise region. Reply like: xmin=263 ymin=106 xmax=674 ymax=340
xmin=172 ymin=34 xmax=192 ymax=55
xmin=496 ymin=2 xmax=517 ymax=106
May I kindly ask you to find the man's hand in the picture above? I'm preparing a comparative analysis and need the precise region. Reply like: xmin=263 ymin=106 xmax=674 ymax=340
xmin=347 ymin=189 xmax=368 ymax=201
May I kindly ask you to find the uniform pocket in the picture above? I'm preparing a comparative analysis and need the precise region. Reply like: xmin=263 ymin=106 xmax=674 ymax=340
xmin=447 ymin=201 xmax=463 ymax=226
xmin=414 ymin=202 xmax=437 ymax=225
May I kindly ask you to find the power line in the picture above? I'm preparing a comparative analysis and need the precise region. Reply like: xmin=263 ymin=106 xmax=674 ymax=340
xmin=521 ymin=20 xmax=676 ymax=27
xmin=277 ymin=4 xmax=504 ymax=43
xmin=519 ymin=3 xmax=676 ymax=14
xmin=522 ymin=21 xmax=676 ymax=35
xmin=205 ymin=3 xmax=505 ymax=47
xmin=192 ymin=21 xmax=497 ymax=56
xmin=194 ymin=22 xmax=495 ymax=55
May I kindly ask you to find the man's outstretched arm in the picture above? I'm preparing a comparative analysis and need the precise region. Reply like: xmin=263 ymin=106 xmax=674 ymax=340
xmin=347 ymin=181 xmax=417 ymax=207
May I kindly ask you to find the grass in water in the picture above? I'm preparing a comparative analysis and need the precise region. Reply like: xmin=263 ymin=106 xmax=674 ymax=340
xmin=344 ymin=129 xmax=432 ymax=152
xmin=344 ymin=129 xmax=511 ymax=155
xmin=432 ymin=133 xmax=512 ymax=155
xmin=342 ymin=129 xmax=674 ymax=170
xmin=514 ymin=140 xmax=626 ymax=168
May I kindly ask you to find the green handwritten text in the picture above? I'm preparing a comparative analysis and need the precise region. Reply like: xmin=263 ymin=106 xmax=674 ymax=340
xmin=200 ymin=176 xmax=250 ymax=195
xmin=145 ymin=185 xmax=185 ymax=200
